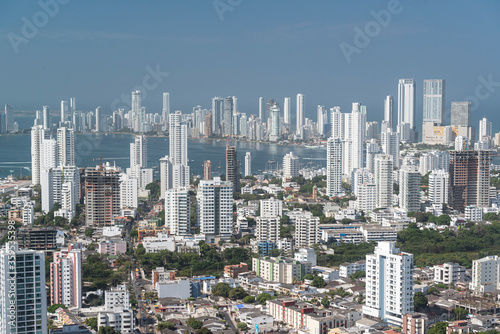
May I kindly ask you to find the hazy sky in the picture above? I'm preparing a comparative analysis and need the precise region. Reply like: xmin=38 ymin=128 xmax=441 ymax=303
xmin=1 ymin=0 xmax=499 ymax=130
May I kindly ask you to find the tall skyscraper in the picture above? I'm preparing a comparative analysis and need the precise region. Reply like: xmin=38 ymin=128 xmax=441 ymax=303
xmin=381 ymin=130 xmax=400 ymax=168
xmin=41 ymin=166 xmax=80 ymax=216
xmin=60 ymin=100 xmax=68 ymax=123
xmin=283 ymin=152 xmax=299 ymax=181
xmin=50 ymin=245 xmax=83 ymax=309
xmin=4 ymin=104 xmax=14 ymax=133
xmin=451 ymin=101 xmax=471 ymax=127
xmin=43 ymin=105 xmax=51 ymax=130
xmin=56 ymin=127 xmax=75 ymax=167
xmin=397 ymin=79 xmax=416 ymax=142
xmin=245 ymin=152 xmax=252 ymax=177
xmin=0 ymin=243 xmax=48 ymax=334
xmin=384 ymin=95 xmax=393 ymax=131
xmin=95 ymin=106 xmax=102 ymax=132
xmin=165 ymin=187 xmax=190 ymax=236
xmin=168 ymin=111 xmax=189 ymax=187
xmin=283 ymin=97 xmax=291 ymax=125
xmin=130 ymin=135 xmax=147 ymax=169
xmin=423 ymin=79 xmax=445 ymax=124
xmin=317 ymin=105 xmax=327 ymax=136
xmin=330 ymin=107 xmax=343 ymax=139
xmin=31 ymin=125 xmax=45 ymax=185
xmin=449 ymin=150 xmax=490 ymax=212
xmin=258 ymin=97 xmax=264 ymax=120
xmin=363 ymin=242 xmax=414 ymax=326
xmin=296 ymin=93 xmax=304 ymax=134
xmin=197 ymin=177 xmax=233 ymax=242
xmin=269 ymin=103 xmax=281 ymax=142
xmin=399 ymin=165 xmax=420 ymax=212
xmin=84 ymin=164 xmax=122 ymax=226
xmin=162 ymin=92 xmax=170 ymax=122
xmin=374 ymin=154 xmax=393 ymax=209
xmin=479 ymin=117 xmax=492 ymax=140
xmin=131 ymin=90 xmax=141 ymax=132
xmin=346 ymin=106 xmax=366 ymax=174
xmin=212 ymin=97 xmax=224 ymax=135
xmin=203 ymin=160 xmax=211 ymax=180
xmin=226 ymin=146 xmax=240 ymax=193
xmin=70 ymin=97 xmax=76 ymax=112
xmin=326 ymin=137 xmax=342 ymax=197
xmin=223 ymin=96 xmax=234 ymax=136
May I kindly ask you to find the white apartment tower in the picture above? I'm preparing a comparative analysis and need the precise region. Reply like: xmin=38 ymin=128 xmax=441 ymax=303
xmin=363 ymin=242 xmax=414 ymax=326
xmin=327 ymin=137 xmax=343 ymax=197
xmin=384 ymin=95 xmax=393 ymax=131
xmin=283 ymin=152 xmax=299 ymax=180
xmin=31 ymin=125 xmax=45 ymax=185
xmin=0 ymin=243 xmax=48 ymax=334
xmin=256 ymin=216 xmax=280 ymax=244
xmin=296 ymin=94 xmax=304 ymax=134
xmin=381 ymin=130 xmax=400 ymax=168
xmin=284 ymin=97 xmax=291 ymax=125
xmin=294 ymin=215 xmax=320 ymax=247
xmin=317 ymin=105 xmax=327 ymax=136
xmin=471 ymin=256 xmax=500 ymax=293
xmin=245 ymin=152 xmax=252 ymax=177
xmin=260 ymin=197 xmax=283 ymax=217
xmin=397 ymin=79 xmax=416 ymax=142
xmin=399 ymin=165 xmax=421 ymax=212
xmin=130 ymin=135 xmax=147 ymax=169
xmin=162 ymin=92 xmax=170 ymax=122
xmin=165 ymin=187 xmax=191 ymax=236
xmin=374 ymin=154 xmax=393 ymax=209
xmin=50 ymin=246 xmax=83 ymax=309
xmin=423 ymin=79 xmax=445 ymax=124
xmin=479 ymin=117 xmax=492 ymax=140
xmin=197 ymin=177 xmax=233 ymax=242
xmin=330 ymin=107 xmax=343 ymax=139
xmin=429 ymin=170 xmax=449 ymax=205
xmin=56 ymin=127 xmax=75 ymax=167
xmin=269 ymin=103 xmax=281 ymax=142
xmin=60 ymin=100 xmax=68 ymax=123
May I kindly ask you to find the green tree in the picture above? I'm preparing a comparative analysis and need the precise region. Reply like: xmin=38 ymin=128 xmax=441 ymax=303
xmin=145 ymin=182 xmax=161 ymax=198
xmin=48 ymin=304 xmax=66 ymax=313
xmin=187 ymin=317 xmax=203 ymax=330
xmin=85 ymin=317 xmax=98 ymax=331
xmin=311 ymin=276 xmax=327 ymax=288
xmin=414 ymin=292 xmax=428 ymax=311
xmin=237 ymin=322 xmax=248 ymax=331
xmin=229 ymin=286 xmax=249 ymax=300
xmin=212 ymin=283 xmax=232 ymax=298
xmin=427 ymin=322 xmax=448 ymax=334
xmin=98 ymin=327 xmax=120 ymax=334
xmin=453 ymin=307 xmax=468 ymax=320
xmin=157 ymin=322 xmax=176 ymax=330
xmin=257 ymin=292 xmax=272 ymax=305
xmin=321 ymin=297 xmax=330 ymax=308
xmin=84 ymin=228 xmax=93 ymax=238
xmin=196 ymin=328 xmax=214 ymax=334
xmin=242 ymin=295 xmax=255 ymax=303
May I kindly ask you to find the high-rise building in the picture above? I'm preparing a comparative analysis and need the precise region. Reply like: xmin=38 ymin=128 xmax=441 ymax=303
xmin=260 ymin=197 xmax=283 ymax=217
xmin=423 ymin=79 xmax=445 ymax=124
xmin=471 ymin=256 xmax=500 ymax=293
xmin=363 ymin=242 xmax=414 ymax=326
xmin=31 ymin=125 xmax=46 ymax=185
xmin=366 ymin=139 xmax=381 ymax=174
xmin=41 ymin=166 xmax=80 ymax=216
xmin=317 ymin=105 xmax=327 ymax=136
xmin=294 ymin=214 xmax=320 ymax=247
xmin=374 ymin=154 xmax=393 ymax=209
xmin=197 ymin=177 xmax=233 ymax=242
xmin=56 ymin=127 xmax=75 ymax=167
xmin=50 ymin=245 xmax=82 ymax=309
xmin=269 ymin=103 xmax=281 ymax=142
xmin=256 ymin=217 xmax=280 ymax=244
xmin=384 ymin=95 xmax=393 ymax=131
xmin=131 ymin=90 xmax=141 ymax=132
xmin=168 ymin=111 xmax=190 ymax=188
xmin=95 ymin=106 xmax=102 ymax=132
xmin=283 ymin=152 xmax=299 ymax=181
xmin=397 ymin=79 xmax=416 ymax=142
xmin=399 ymin=165 xmax=421 ymax=212
xmin=245 ymin=152 xmax=252 ymax=177
xmin=130 ymin=135 xmax=147 ymax=169
xmin=346 ymin=106 xmax=366 ymax=174
xmin=70 ymin=97 xmax=76 ymax=112
xmin=162 ymin=92 xmax=170 ymax=122
xmin=159 ymin=156 xmax=171 ymax=198
xmin=212 ymin=97 xmax=224 ymax=135
xmin=296 ymin=94 xmax=304 ymax=134
xmin=479 ymin=117 xmax=492 ymax=140
xmin=451 ymin=101 xmax=471 ymax=127
xmin=4 ymin=104 xmax=14 ymax=133
xmin=43 ymin=105 xmax=51 ymax=130
xmin=455 ymin=136 xmax=470 ymax=151
xmin=429 ymin=170 xmax=449 ymax=205
xmin=204 ymin=113 xmax=212 ymax=137
xmin=283 ymin=97 xmax=291 ymax=125
xmin=203 ymin=160 xmax=211 ymax=180
xmin=84 ymin=164 xmax=122 ymax=226
xmin=327 ymin=137 xmax=342 ymax=197
xmin=449 ymin=150 xmax=490 ymax=212
xmin=226 ymin=146 xmax=240 ymax=193
xmin=258 ymin=97 xmax=264 ymax=120
xmin=356 ymin=183 xmax=377 ymax=213
xmin=223 ymin=96 xmax=234 ymax=136
xmin=60 ymin=100 xmax=68 ymax=123
xmin=381 ymin=130 xmax=400 ymax=168
xmin=119 ymin=173 xmax=138 ymax=209
xmin=330 ymin=107 xmax=343 ymax=139
xmin=165 ymin=187 xmax=190 ymax=236
xmin=0 ymin=243 xmax=48 ymax=334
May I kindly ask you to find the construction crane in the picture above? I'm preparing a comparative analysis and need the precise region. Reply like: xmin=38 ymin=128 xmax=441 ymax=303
xmin=224 ymin=134 xmax=245 ymax=146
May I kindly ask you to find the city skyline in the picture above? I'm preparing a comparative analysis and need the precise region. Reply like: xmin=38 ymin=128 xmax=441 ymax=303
xmin=1 ymin=1 xmax=499 ymax=129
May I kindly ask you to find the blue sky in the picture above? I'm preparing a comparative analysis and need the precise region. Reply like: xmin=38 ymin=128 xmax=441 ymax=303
xmin=1 ymin=0 xmax=499 ymax=130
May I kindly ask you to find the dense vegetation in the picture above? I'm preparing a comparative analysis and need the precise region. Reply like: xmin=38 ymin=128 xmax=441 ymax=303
xmin=135 ymin=242 xmax=251 ymax=277
xmin=397 ymin=222 xmax=500 ymax=268
xmin=318 ymin=242 xmax=375 ymax=267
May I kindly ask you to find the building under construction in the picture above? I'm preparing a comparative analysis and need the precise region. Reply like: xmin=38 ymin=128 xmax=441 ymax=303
xmin=449 ymin=150 xmax=490 ymax=212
